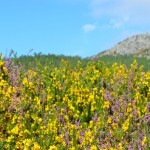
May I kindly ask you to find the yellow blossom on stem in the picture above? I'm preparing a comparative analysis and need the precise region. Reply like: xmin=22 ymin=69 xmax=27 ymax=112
xmin=103 ymin=101 xmax=110 ymax=109
xmin=122 ymin=118 xmax=130 ymax=132
xmin=107 ymin=117 xmax=112 ymax=124
xmin=11 ymin=125 xmax=19 ymax=135
xmin=32 ymin=142 xmax=41 ymax=150
xmin=142 ymin=136 xmax=147 ymax=146
xmin=49 ymin=145 xmax=58 ymax=150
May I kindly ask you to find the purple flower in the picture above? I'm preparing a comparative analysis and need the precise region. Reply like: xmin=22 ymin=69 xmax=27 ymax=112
xmin=138 ymin=142 xmax=142 ymax=150
xmin=92 ymin=113 xmax=98 ymax=122
xmin=127 ymin=82 xmax=131 ymax=91
xmin=105 ymin=90 xmax=111 ymax=100
xmin=4 ymin=58 xmax=21 ymax=87
xmin=143 ymin=115 xmax=150 ymax=123
xmin=80 ymin=131 xmax=84 ymax=137
xmin=75 ymin=120 xmax=80 ymax=129
xmin=147 ymin=102 xmax=150 ymax=112
xmin=64 ymin=132 xmax=69 ymax=145
xmin=128 ymin=145 xmax=133 ymax=150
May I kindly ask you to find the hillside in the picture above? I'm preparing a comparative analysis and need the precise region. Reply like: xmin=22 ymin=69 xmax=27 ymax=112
xmin=90 ymin=33 xmax=150 ymax=59
xmin=14 ymin=53 xmax=150 ymax=72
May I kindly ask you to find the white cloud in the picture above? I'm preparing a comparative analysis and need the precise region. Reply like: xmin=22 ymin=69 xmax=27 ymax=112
xmin=109 ymin=16 xmax=129 ymax=29
xmin=82 ymin=24 xmax=96 ymax=33
xmin=90 ymin=0 xmax=150 ymax=26
xmin=109 ymin=19 xmax=123 ymax=29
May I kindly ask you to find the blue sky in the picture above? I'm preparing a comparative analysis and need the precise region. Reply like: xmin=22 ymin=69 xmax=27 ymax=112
xmin=0 ymin=0 xmax=150 ymax=58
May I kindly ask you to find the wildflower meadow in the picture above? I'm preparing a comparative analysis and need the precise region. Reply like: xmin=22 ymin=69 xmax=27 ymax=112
xmin=0 ymin=54 xmax=150 ymax=150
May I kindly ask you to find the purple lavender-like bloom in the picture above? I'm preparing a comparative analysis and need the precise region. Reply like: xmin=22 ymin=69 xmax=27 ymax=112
xmin=58 ymin=116 xmax=65 ymax=125
xmin=127 ymin=82 xmax=131 ymax=91
xmin=64 ymin=132 xmax=69 ymax=146
xmin=147 ymin=102 xmax=150 ymax=112
xmin=128 ymin=145 xmax=133 ymax=150
xmin=4 ymin=58 xmax=21 ymax=87
xmin=143 ymin=115 xmax=150 ymax=124
xmin=75 ymin=120 xmax=80 ymax=129
xmin=138 ymin=141 xmax=142 ymax=150
xmin=92 ymin=113 xmax=98 ymax=122
xmin=80 ymin=131 xmax=84 ymax=137
xmin=4 ymin=58 xmax=13 ymax=71
xmin=105 ymin=90 xmax=111 ymax=100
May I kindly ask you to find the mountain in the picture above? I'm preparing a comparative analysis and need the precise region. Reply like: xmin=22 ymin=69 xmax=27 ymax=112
xmin=89 ymin=33 xmax=150 ymax=59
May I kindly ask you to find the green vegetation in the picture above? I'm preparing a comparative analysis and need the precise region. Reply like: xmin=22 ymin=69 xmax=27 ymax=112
xmin=15 ymin=53 xmax=150 ymax=72
xmin=0 ymin=54 xmax=150 ymax=149
xmin=15 ymin=53 xmax=88 ymax=70
xmin=94 ymin=54 xmax=150 ymax=72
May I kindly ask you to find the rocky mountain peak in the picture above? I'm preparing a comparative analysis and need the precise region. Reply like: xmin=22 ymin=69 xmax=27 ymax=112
xmin=90 ymin=33 xmax=150 ymax=59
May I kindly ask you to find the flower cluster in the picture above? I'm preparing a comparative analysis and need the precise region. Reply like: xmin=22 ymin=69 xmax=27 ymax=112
xmin=0 ymin=56 xmax=150 ymax=149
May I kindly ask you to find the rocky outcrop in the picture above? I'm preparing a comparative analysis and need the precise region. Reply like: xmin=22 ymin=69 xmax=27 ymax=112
xmin=90 ymin=33 xmax=150 ymax=59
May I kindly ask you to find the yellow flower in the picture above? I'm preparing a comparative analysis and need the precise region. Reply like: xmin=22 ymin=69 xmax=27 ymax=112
xmin=15 ymin=141 xmax=23 ymax=149
xmin=23 ymin=138 xmax=32 ymax=147
xmin=22 ymin=77 xmax=28 ymax=85
xmin=142 ymin=136 xmax=147 ymax=146
xmin=127 ymin=103 xmax=132 ymax=113
xmin=90 ymin=145 xmax=97 ymax=150
xmin=118 ymin=143 xmax=123 ymax=150
xmin=69 ymin=147 xmax=75 ymax=150
xmin=109 ymin=148 xmax=117 ymax=150
xmin=11 ymin=125 xmax=19 ymax=135
xmin=49 ymin=145 xmax=58 ymax=150
xmin=24 ymin=129 xmax=30 ymax=135
xmin=0 ymin=60 xmax=4 ymax=66
xmin=55 ymin=136 xmax=61 ymax=143
xmin=12 ymin=115 xmax=17 ymax=124
xmin=107 ymin=117 xmax=112 ymax=124
xmin=38 ymin=117 xmax=42 ymax=123
xmin=89 ymin=136 xmax=94 ymax=143
xmin=32 ymin=142 xmax=41 ymax=150
xmin=122 ymin=118 xmax=130 ymax=132
xmin=103 ymin=101 xmax=110 ymax=109
xmin=89 ymin=120 xmax=94 ymax=128
xmin=109 ymin=129 xmax=114 ymax=136
xmin=6 ymin=135 xmax=14 ymax=143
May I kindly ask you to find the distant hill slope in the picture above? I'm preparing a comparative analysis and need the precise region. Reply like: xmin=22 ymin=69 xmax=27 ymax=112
xmin=90 ymin=33 xmax=150 ymax=59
